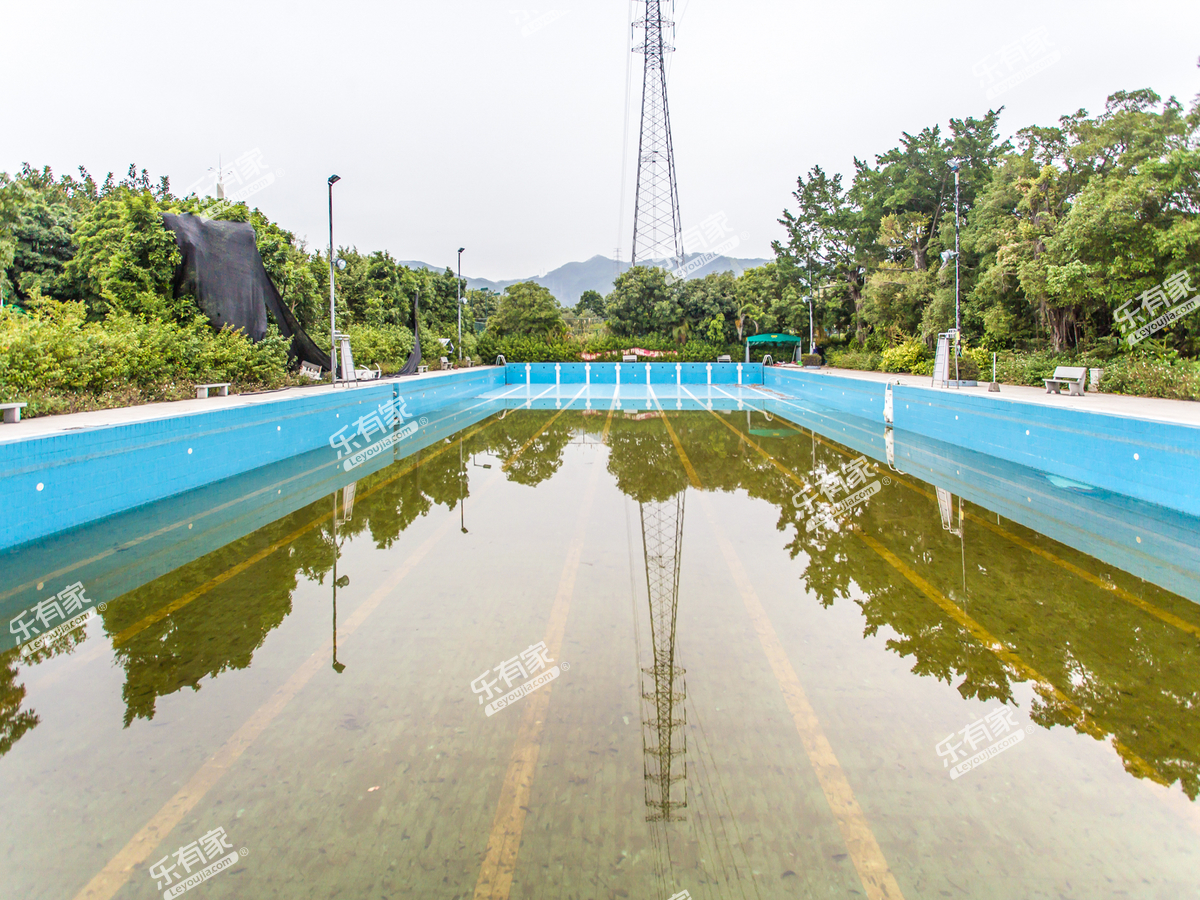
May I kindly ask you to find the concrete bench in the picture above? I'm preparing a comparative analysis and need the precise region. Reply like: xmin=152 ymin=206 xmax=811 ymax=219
xmin=1044 ymin=366 xmax=1087 ymax=397
xmin=417 ymin=365 xmax=429 ymax=374
xmin=717 ymin=355 xmax=732 ymax=363
xmin=196 ymin=383 xmax=231 ymax=399
xmin=1 ymin=402 xmax=27 ymax=423
xmin=622 ymin=354 xmax=637 ymax=362
xmin=298 ymin=361 xmax=323 ymax=381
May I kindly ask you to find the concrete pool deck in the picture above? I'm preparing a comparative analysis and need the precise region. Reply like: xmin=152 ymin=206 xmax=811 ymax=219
xmin=0 ymin=367 xmax=465 ymax=442
xmin=808 ymin=365 xmax=1200 ymax=427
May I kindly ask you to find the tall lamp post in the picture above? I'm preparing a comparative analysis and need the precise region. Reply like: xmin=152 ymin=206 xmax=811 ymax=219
xmin=950 ymin=159 xmax=962 ymax=382
xmin=328 ymin=174 xmax=341 ymax=385
xmin=456 ymin=247 xmax=465 ymax=361
xmin=950 ymin=161 xmax=961 ymax=335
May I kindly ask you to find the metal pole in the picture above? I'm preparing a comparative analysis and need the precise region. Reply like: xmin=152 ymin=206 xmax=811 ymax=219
xmin=457 ymin=247 xmax=465 ymax=361
xmin=954 ymin=167 xmax=960 ymax=338
xmin=328 ymin=175 xmax=341 ymax=385
xmin=807 ymin=257 xmax=814 ymax=357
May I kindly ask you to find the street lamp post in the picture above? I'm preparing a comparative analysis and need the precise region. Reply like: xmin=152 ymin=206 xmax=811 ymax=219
xmin=328 ymin=174 xmax=341 ymax=385
xmin=951 ymin=161 xmax=961 ymax=338
xmin=948 ymin=160 xmax=962 ymax=384
xmin=456 ymin=247 xmax=465 ymax=361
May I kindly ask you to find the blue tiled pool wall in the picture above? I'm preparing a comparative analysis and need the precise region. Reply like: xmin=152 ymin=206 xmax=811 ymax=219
xmin=505 ymin=362 xmax=764 ymax=385
xmin=2 ymin=368 xmax=504 ymax=551
xmin=765 ymin=367 xmax=1200 ymax=518
xmin=0 ymin=392 xmax=506 ymax=626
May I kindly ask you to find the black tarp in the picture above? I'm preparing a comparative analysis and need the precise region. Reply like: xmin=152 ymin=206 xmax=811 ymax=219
xmin=398 ymin=291 xmax=421 ymax=376
xmin=162 ymin=213 xmax=329 ymax=369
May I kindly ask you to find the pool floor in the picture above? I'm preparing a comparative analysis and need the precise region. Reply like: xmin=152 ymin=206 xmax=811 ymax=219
xmin=3 ymin=403 xmax=1199 ymax=899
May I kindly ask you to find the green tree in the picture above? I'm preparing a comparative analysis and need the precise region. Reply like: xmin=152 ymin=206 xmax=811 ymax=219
xmin=487 ymin=281 xmax=564 ymax=337
xmin=64 ymin=190 xmax=185 ymax=320
xmin=605 ymin=266 xmax=678 ymax=337
xmin=574 ymin=289 xmax=606 ymax=316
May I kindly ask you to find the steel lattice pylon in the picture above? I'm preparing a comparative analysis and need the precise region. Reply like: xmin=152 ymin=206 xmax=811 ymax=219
xmin=631 ymin=0 xmax=683 ymax=270
xmin=638 ymin=493 xmax=687 ymax=822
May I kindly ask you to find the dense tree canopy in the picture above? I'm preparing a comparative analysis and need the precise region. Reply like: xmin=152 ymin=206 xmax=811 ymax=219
xmin=486 ymin=281 xmax=565 ymax=338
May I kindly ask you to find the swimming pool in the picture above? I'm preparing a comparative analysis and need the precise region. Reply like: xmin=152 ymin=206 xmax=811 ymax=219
xmin=2 ymin=377 xmax=1199 ymax=899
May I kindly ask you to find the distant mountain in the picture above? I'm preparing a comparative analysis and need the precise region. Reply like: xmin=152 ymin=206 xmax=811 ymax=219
xmin=399 ymin=254 xmax=772 ymax=307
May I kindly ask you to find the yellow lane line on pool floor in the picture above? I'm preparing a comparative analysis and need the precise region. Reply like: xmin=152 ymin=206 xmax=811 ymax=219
xmin=501 ymin=386 xmax=588 ymax=470
xmin=739 ymin=389 xmax=1200 ymax=641
xmin=657 ymin=409 xmax=906 ymax=900
xmin=112 ymin=415 xmax=503 ymax=646
xmin=70 ymin=480 xmax=488 ymax=900
xmin=474 ymin=408 xmax=613 ymax=900
xmin=696 ymin=406 xmax=1167 ymax=786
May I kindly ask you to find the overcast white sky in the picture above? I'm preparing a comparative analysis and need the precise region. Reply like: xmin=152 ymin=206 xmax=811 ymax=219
xmin=4 ymin=0 xmax=1198 ymax=280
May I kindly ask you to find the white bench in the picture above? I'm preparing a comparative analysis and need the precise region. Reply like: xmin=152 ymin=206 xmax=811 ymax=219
xmin=417 ymin=365 xmax=429 ymax=374
xmin=622 ymin=354 xmax=637 ymax=362
xmin=299 ymin=361 xmax=323 ymax=381
xmin=1044 ymin=366 xmax=1087 ymax=397
xmin=196 ymin=383 xmax=230 ymax=399
xmin=1 ymin=402 xmax=27 ymax=423
xmin=717 ymin=354 xmax=732 ymax=363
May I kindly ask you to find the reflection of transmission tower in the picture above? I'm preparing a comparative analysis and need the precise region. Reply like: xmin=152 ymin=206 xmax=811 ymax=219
xmin=639 ymin=494 xmax=687 ymax=822
xmin=631 ymin=0 xmax=683 ymax=269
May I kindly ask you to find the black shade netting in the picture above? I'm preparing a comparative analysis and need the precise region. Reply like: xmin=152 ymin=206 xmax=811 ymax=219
xmin=162 ymin=213 xmax=329 ymax=369
xmin=398 ymin=292 xmax=421 ymax=376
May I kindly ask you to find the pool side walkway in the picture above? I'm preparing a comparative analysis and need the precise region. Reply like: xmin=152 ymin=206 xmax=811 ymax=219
xmin=804 ymin=366 xmax=1200 ymax=428
xmin=0 ymin=368 xmax=467 ymax=443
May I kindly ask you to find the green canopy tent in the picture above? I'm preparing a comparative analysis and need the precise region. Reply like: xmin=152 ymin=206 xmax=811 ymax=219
xmin=744 ymin=332 xmax=803 ymax=363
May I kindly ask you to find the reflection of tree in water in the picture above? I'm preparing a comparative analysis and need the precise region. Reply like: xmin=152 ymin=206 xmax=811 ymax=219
xmin=98 ymin=411 xmax=593 ymax=731
xmin=0 ymin=651 xmax=39 ymax=757
xmin=482 ymin=411 xmax=575 ymax=487
xmin=663 ymin=409 xmax=1200 ymax=800
xmin=103 ymin=428 xmax=499 ymax=728
xmin=6 ymin=408 xmax=1196 ymax=798
xmin=604 ymin=416 xmax=689 ymax=503
xmin=0 ymin=600 xmax=95 ymax=756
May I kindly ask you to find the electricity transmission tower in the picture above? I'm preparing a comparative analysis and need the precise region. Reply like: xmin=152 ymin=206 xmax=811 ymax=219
xmin=631 ymin=0 xmax=683 ymax=270
xmin=638 ymin=493 xmax=688 ymax=822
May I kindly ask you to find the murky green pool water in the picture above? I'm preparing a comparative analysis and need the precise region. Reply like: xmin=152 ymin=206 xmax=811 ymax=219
xmin=3 ymin=407 xmax=1199 ymax=899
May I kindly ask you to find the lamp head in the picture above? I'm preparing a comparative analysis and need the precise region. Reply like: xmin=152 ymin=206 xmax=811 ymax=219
xmin=458 ymin=247 xmax=465 ymax=254
xmin=328 ymin=174 xmax=341 ymax=185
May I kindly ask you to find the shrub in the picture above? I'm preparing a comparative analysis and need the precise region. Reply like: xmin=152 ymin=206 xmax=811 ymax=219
xmin=952 ymin=356 xmax=980 ymax=381
xmin=1099 ymin=356 xmax=1200 ymax=400
xmin=880 ymin=339 xmax=932 ymax=374
xmin=0 ymin=301 xmax=296 ymax=417
xmin=825 ymin=349 xmax=881 ymax=371
xmin=801 ymin=354 xmax=822 ymax=367
xmin=346 ymin=323 xmax=415 ymax=372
